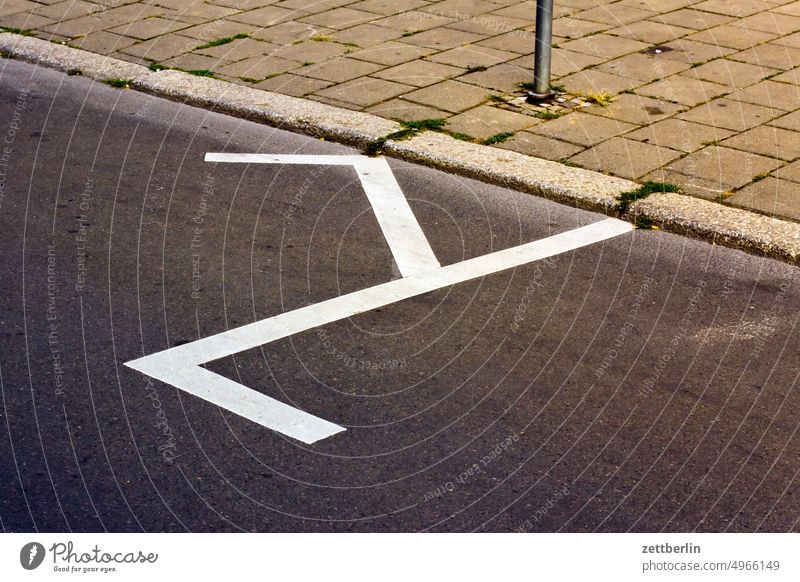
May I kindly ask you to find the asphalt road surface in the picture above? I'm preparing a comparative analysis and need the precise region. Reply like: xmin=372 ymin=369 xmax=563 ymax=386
xmin=1 ymin=58 xmax=799 ymax=533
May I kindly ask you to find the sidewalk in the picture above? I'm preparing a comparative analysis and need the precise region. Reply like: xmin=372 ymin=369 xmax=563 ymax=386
xmin=2 ymin=0 xmax=800 ymax=222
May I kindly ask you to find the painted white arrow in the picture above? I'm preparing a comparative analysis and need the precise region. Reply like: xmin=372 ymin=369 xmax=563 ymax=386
xmin=125 ymin=154 xmax=633 ymax=444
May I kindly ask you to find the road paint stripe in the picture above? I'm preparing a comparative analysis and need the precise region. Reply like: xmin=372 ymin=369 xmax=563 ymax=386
xmin=204 ymin=153 xmax=364 ymax=165
xmin=352 ymin=157 xmax=439 ymax=276
xmin=125 ymin=218 xmax=632 ymax=443
xmin=125 ymin=356 xmax=346 ymax=444
xmin=205 ymin=153 xmax=439 ymax=277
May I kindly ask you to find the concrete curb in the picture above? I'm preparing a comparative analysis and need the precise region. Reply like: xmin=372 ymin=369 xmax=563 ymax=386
xmin=2 ymin=33 xmax=799 ymax=264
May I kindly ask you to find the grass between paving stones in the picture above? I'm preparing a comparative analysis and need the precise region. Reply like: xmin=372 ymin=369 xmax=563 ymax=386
xmin=186 ymin=69 xmax=216 ymax=77
xmin=365 ymin=118 xmax=447 ymax=155
xmin=195 ymin=33 xmax=249 ymax=50
xmin=1 ymin=26 xmax=35 ymax=36
xmin=364 ymin=119 xmax=515 ymax=155
xmin=534 ymin=109 xmax=562 ymax=120
xmin=104 ymin=78 xmax=132 ymax=88
xmin=617 ymin=181 xmax=681 ymax=214
xmin=633 ymin=215 xmax=657 ymax=230
xmin=575 ymin=90 xmax=614 ymax=107
xmin=147 ymin=62 xmax=218 ymax=78
xmin=481 ymin=131 xmax=514 ymax=145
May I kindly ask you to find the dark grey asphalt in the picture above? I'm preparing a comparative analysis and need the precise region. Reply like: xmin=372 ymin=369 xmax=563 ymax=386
xmin=1 ymin=58 xmax=798 ymax=533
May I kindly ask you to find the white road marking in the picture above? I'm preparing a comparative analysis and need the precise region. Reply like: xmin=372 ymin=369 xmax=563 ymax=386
xmin=204 ymin=153 xmax=440 ymax=276
xmin=126 ymin=155 xmax=633 ymax=444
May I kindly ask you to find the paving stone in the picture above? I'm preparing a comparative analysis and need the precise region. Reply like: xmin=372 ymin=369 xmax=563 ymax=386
xmin=315 ymin=76 xmax=413 ymax=107
xmin=492 ymin=1 xmax=557 ymax=21
xmin=366 ymin=98 xmax=452 ymax=121
xmin=568 ymin=137 xmax=682 ymax=180
xmin=655 ymin=38 xmax=736 ymax=65
xmin=0 ymin=12 xmax=55 ymax=31
xmin=730 ymin=80 xmax=800 ymax=112
xmin=0 ymin=0 xmax=39 ymax=19
xmin=720 ymin=125 xmax=800 ymax=161
xmin=447 ymin=13 xmax=529 ymax=37
xmin=531 ymin=112 xmax=638 ymax=147
xmin=775 ymin=2 xmax=800 ymax=17
xmin=228 ymin=6 xmax=298 ymax=27
xmin=216 ymin=54 xmax=301 ymax=78
xmin=374 ymin=11 xmax=456 ymax=33
xmin=769 ymin=108 xmax=800 ymax=131
xmin=372 ymin=59 xmax=463 ymax=87
xmin=71 ymin=31 xmax=138 ymax=54
xmin=40 ymin=17 xmax=105 ymax=38
xmin=495 ymin=131 xmax=585 ymax=160
xmin=31 ymin=0 xmax=97 ymax=21
xmin=196 ymin=37 xmax=277 ymax=61
xmin=180 ymin=20 xmax=261 ymax=42
xmin=403 ymin=79 xmax=491 ymax=112
xmin=641 ymin=167 xmax=728 ymax=200
xmin=773 ymin=159 xmax=800 ymax=182
xmin=300 ymin=7 xmax=379 ymax=29
xmin=552 ymin=17 xmax=609 ymax=39
xmin=637 ymin=75 xmax=730 ymax=106
xmin=427 ymin=44 xmax=516 ymax=68
xmin=159 ymin=2 xmax=240 ymax=22
xmin=299 ymin=57 xmax=383 ymax=83
xmin=109 ymin=18 xmax=191 ymax=41
xmin=350 ymin=0 xmax=430 ymax=16
xmin=459 ymin=62 xmax=529 ymax=93
xmin=734 ymin=11 xmax=800 ymax=35
xmin=476 ymin=30 xmax=536 ymax=54
xmin=348 ymin=41 xmax=434 ymax=66
xmin=272 ymin=40 xmax=348 ymax=63
xmin=558 ymin=34 xmax=649 ymax=60
xmin=604 ymin=20 xmax=693 ymax=44
xmin=775 ymin=31 xmax=800 ymax=50
xmin=445 ymin=105 xmax=539 ymax=139
xmin=330 ymin=23 xmax=405 ymax=46
xmin=727 ymin=177 xmax=800 ymax=221
xmin=685 ymin=24 xmax=778 ymax=50
xmin=769 ymin=67 xmax=800 ymax=85
xmin=595 ymin=52 xmax=691 ymax=82
xmin=729 ymin=42 xmax=800 ymax=71
xmin=693 ymin=0 xmax=775 ymax=17
xmin=419 ymin=0 xmax=501 ymax=18
xmin=547 ymin=48 xmax=603 ymax=77
xmin=399 ymin=26 xmax=484 ymax=50
xmin=687 ymin=58 xmax=778 ymax=89
xmin=559 ymin=69 xmax=645 ymax=95
xmin=678 ymin=97 xmax=783 ymax=131
xmin=585 ymin=93 xmax=684 ymax=124
xmin=576 ymin=5 xmax=656 ymax=26
xmin=253 ymin=73 xmax=333 ymax=96
xmin=278 ymin=0 xmax=354 ymax=12
xmin=664 ymin=146 xmax=782 ymax=189
xmin=656 ymin=9 xmax=734 ymax=30
xmin=162 ymin=52 xmax=228 ymax=72
xmin=615 ymin=0 xmax=692 ymax=11
xmin=625 ymin=118 xmax=735 ymax=152
xmin=121 ymin=34 xmax=200 ymax=62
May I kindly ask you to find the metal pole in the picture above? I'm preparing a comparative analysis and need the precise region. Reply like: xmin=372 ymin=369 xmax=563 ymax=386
xmin=527 ymin=0 xmax=555 ymax=102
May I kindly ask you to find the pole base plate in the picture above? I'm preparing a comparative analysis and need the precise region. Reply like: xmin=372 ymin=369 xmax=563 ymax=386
xmin=526 ymin=90 xmax=555 ymax=103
